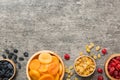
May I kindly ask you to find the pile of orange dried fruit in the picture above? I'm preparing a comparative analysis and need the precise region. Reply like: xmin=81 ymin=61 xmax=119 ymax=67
xmin=28 ymin=52 xmax=63 ymax=80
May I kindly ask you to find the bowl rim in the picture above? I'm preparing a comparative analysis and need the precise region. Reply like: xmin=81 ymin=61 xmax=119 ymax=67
xmin=74 ymin=55 xmax=96 ymax=77
xmin=0 ymin=59 xmax=16 ymax=80
xmin=26 ymin=50 xmax=65 ymax=80
xmin=105 ymin=54 xmax=120 ymax=80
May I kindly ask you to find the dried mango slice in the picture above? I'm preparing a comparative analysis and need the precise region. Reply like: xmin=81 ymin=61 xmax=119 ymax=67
xmin=29 ymin=59 xmax=40 ymax=70
xmin=39 ymin=53 xmax=52 ymax=64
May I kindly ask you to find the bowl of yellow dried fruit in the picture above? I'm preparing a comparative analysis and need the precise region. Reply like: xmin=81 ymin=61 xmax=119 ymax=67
xmin=26 ymin=50 xmax=65 ymax=80
xmin=74 ymin=55 xmax=96 ymax=77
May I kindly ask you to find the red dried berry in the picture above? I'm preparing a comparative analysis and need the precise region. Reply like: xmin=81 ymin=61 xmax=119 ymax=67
xmin=64 ymin=54 xmax=70 ymax=60
xmin=97 ymin=68 xmax=103 ymax=74
xmin=110 ymin=62 xmax=116 ymax=67
xmin=114 ymin=70 xmax=119 ymax=77
xmin=116 ymin=64 xmax=120 ymax=70
xmin=101 ymin=48 xmax=107 ymax=55
xmin=97 ymin=75 xmax=104 ymax=80
xmin=116 ymin=56 xmax=120 ymax=61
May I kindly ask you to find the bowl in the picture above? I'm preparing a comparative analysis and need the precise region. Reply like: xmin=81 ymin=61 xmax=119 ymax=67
xmin=105 ymin=54 xmax=120 ymax=80
xmin=0 ymin=59 xmax=16 ymax=80
xmin=26 ymin=50 xmax=65 ymax=80
xmin=74 ymin=55 xmax=96 ymax=77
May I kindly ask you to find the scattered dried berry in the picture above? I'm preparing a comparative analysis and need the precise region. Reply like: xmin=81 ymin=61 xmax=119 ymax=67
xmin=14 ymin=49 xmax=18 ymax=53
xmin=64 ymin=54 xmax=70 ymax=60
xmin=17 ymin=62 xmax=21 ymax=69
xmin=8 ymin=54 xmax=13 ymax=59
xmin=101 ymin=48 xmax=107 ymax=55
xmin=97 ymin=75 xmax=104 ymax=80
xmin=23 ymin=52 xmax=29 ymax=57
xmin=2 ymin=54 xmax=6 ymax=59
xmin=97 ymin=68 xmax=103 ymax=74
xmin=19 ymin=57 xmax=24 ymax=61
xmin=5 ymin=49 xmax=9 ymax=54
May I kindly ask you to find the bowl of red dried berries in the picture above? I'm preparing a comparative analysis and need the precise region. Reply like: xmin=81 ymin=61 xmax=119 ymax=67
xmin=105 ymin=54 xmax=120 ymax=80
xmin=0 ymin=59 xmax=16 ymax=80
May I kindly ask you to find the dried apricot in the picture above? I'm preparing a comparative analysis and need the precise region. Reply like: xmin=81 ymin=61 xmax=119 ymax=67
xmin=39 ymin=74 xmax=54 ymax=80
xmin=29 ymin=59 xmax=40 ymax=70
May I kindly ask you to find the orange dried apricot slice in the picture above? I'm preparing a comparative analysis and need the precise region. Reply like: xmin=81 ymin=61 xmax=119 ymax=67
xmin=39 ymin=74 xmax=54 ymax=80
xmin=29 ymin=59 xmax=40 ymax=70
xmin=29 ymin=70 xmax=40 ymax=80
xmin=55 ymin=73 xmax=60 ymax=80
xmin=48 ymin=62 xmax=59 ymax=75
xmin=39 ymin=64 xmax=49 ymax=73
xmin=39 ymin=53 xmax=52 ymax=64
xmin=59 ymin=63 xmax=63 ymax=76
xmin=51 ymin=56 xmax=59 ymax=63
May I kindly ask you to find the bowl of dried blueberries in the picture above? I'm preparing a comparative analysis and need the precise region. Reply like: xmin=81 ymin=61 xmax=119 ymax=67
xmin=74 ymin=55 xmax=96 ymax=77
xmin=0 ymin=59 xmax=16 ymax=80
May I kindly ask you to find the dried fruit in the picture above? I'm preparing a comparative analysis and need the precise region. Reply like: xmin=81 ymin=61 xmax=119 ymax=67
xmin=96 ymin=46 xmax=101 ymax=51
xmin=2 ymin=54 xmax=6 ymax=59
xmin=19 ymin=57 xmax=24 ymax=61
xmin=97 ymin=54 xmax=101 ymax=59
xmin=97 ymin=75 xmax=104 ymax=80
xmin=14 ymin=49 xmax=18 ymax=53
xmin=64 ymin=54 xmax=70 ymax=60
xmin=101 ymin=48 xmax=107 ymax=55
xmin=97 ymin=68 xmax=103 ymax=74
xmin=39 ymin=52 xmax=52 ymax=64
xmin=23 ymin=52 xmax=29 ymax=57
xmin=5 ymin=49 xmax=9 ymax=54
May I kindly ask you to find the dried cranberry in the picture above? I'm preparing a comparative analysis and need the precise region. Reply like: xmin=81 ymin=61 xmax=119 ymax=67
xmin=64 ymin=54 xmax=70 ymax=60
xmin=97 ymin=68 xmax=103 ymax=74
xmin=97 ymin=75 xmax=104 ymax=80
xmin=101 ymin=48 xmax=107 ymax=55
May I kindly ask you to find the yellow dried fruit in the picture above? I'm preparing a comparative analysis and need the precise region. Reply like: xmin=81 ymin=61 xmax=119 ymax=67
xmin=96 ymin=46 xmax=101 ymax=51
xmin=69 ymin=66 xmax=73 ymax=70
xmin=97 ymin=54 xmax=101 ymax=59
xmin=90 ymin=43 xmax=94 ymax=47
xmin=86 ymin=48 xmax=91 ymax=53
xmin=74 ymin=77 xmax=78 ymax=80
xmin=80 ymin=52 xmax=83 ymax=56
xmin=93 ymin=55 xmax=97 ymax=60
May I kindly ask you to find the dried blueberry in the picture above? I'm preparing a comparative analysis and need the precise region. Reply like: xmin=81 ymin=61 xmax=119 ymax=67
xmin=12 ymin=58 xmax=17 ymax=63
xmin=17 ymin=62 xmax=21 ymax=69
xmin=14 ymin=49 xmax=18 ymax=53
xmin=23 ymin=52 xmax=29 ymax=57
xmin=12 ymin=54 xmax=17 ymax=60
xmin=5 ymin=49 xmax=9 ymax=54
xmin=2 ymin=54 xmax=6 ymax=59
xmin=7 ymin=63 xmax=13 ymax=70
xmin=19 ymin=57 xmax=24 ymax=61
xmin=8 ymin=54 xmax=12 ymax=59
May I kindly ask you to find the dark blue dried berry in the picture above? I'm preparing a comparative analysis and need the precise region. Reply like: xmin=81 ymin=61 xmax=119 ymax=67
xmin=14 ymin=49 xmax=18 ymax=53
xmin=5 ymin=49 xmax=9 ymax=54
xmin=8 ymin=54 xmax=12 ymax=59
xmin=19 ymin=57 xmax=24 ymax=61
xmin=7 ymin=63 xmax=13 ymax=70
xmin=12 ymin=58 xmax=17 ymax=63
xmin=13 ymin=54 xmax=17 ymax=60
xmin=23 ymin=52 xmax=29 ymax=57
xmin=2 ymin=54 xmax=6 ymax=59
xmin=17 ymin=62 xmax=21 ymax=69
